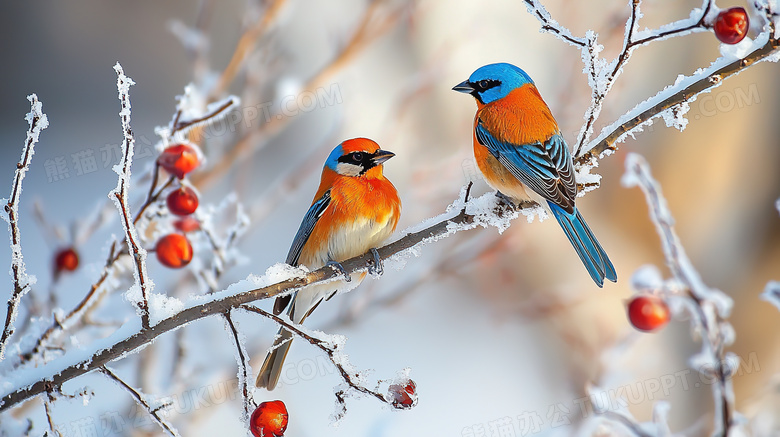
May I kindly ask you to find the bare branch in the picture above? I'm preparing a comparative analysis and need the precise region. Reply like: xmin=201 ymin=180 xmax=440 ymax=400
xmin=212 ymin=0 xmax=289 ymax=98
xmin=99 ymin=366 xmax=180 ymax=437
xmin=109 ymin=63 xmax=153 ymax=329
xmin=1 ymin=94 xmax=48 ymax=360
xmin=191 ymin=0 xmax=410 ymax=188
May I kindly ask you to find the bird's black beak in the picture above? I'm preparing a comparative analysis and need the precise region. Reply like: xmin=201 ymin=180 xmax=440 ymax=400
xmin=371 ymin=149 xmax=395 ymax=165
xmin=452 ymin=80 xmax=474 ymax=93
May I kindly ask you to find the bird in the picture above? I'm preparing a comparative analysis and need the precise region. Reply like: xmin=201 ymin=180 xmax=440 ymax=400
xmin=453 ymin=62 xmax=616 ymax=287
xmin=256 ymin=137 xmax=401 ymax=390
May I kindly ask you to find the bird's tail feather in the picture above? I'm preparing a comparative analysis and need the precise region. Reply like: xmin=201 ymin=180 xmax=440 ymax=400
xmin=548 ymin=202 xmax=617 ymax=287
xmin=256 ymin=327 xmax=293 ymax=390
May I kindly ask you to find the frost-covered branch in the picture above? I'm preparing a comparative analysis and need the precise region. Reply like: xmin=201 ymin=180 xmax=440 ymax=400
xmin=99 ymin=366 xmax=180 ymax=437
xmin=109 ymin=63 xmax=153 ymax=330
xmin=20 ymin=242 xmax=125 ymax=364
xmin=622 ymin=153 xmax=735 ymax=436
xmin=224 ymin=311 xmax=253 ymax=421
xmin=0 ymin=94 xmax=48 ymax=361
xmin=241 ymin=303 xmax=411 ymax=418
xmin=43 ymin=396 xmax=60 ymax=437
xmin=526 ymin=0 xmax=780 ymax=183
xmin=577 ymin=19 xmax=779 ymax=168
xmin=0 ymin=184 xmax=492 ymax=412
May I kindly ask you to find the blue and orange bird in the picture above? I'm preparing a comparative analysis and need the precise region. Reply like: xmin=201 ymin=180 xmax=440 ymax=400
xmin=256 ymin=138 xmax=401 ymax=390
xmin=453 ymin=63 xmax=616 ymax=286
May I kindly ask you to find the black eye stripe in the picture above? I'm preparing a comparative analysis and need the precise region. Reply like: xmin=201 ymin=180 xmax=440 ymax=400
xmin=337 ymin=151 xmax=371 ymax=165
xmin=472 ymin=79 xmax=501 ymax=92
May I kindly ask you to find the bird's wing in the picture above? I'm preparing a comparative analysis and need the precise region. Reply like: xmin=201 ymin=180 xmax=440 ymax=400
xmin=274 ymin=189 xmax=332 ymax=315
xmin=475 ymin=120 xmax=576 ymax=212
xmin=286 ymin=189 xmax=332 ymax=266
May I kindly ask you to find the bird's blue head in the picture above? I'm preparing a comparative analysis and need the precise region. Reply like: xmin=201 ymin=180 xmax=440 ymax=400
xmin=452 ymin=63 xmax=534 ymax=104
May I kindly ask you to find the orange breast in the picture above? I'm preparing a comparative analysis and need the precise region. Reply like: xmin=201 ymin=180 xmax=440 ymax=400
xmin=299 ymin=175 xmax=401 ymax=268
xmin=473 ymin=84 xmax=560 ymax=201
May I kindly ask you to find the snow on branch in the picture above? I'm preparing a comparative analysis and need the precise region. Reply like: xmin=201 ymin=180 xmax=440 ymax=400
xmin=579 ymin=31 xmax=779 ymax=169
xmin=622 ymin=153 xmax=736 ymax=436
xmin=223 ymin=311 xmax=254 ymax=422
xmin=526 ymin=0 xmax=780 ymax=189
xmin=240 ymin=303 xmax=417 ymax=422
xmin=109 ymin=63 xmax=154 ymax=329
xmin=0 ymin=184 xmax=521 ymax=412
xmin=0 ymin=94 xmax=48 ymax=361
xmin=100 ymin=366 xmax=180 ymax=437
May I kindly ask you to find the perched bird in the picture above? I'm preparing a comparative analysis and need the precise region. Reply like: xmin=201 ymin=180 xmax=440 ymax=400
xmin=453 ymin=63 xmax=616 ymax=286
xmin=256 ymin=138 xmax=401 ymax=390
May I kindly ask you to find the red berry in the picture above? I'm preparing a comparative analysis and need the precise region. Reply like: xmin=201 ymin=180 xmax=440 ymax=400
xmin=250 ymin=400 xmax=288 ymax=437
xmin=54 ymin=247 xmax=79 ymax=272
xmin=713 ymin=7 xmax=749 ymax=44
xmin=155 ymin=234 xmax=193 ymax=269
xmin=166 ymin=186 xmax=199 ymax=216
xmin=173 ymin=216 xmax=200 ymax=233
xmin=387 ymin=379 xmax=417 ymax=409
xmin=157 ymin=143 xmax=200 ymax=179
xmin=627 ymin=295 xmax=670 ymax=332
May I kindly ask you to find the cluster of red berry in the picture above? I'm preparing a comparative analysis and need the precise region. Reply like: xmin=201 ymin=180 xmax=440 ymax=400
xmin=155 ymin=143 xmax=201 ymax=269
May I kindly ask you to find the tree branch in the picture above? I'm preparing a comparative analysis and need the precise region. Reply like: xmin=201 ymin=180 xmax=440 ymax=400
xmin=1 ymin=94 xmax=48 ymax=361
xmin=109 ymin=63 xmax=153 ymax=330
xmin=99 ymin=366 xmax=180 ymax=437
xmin=577 ymin=34 xmax=780 ymax=166
xmin=0 ymin=186 xmax=476 ymax=412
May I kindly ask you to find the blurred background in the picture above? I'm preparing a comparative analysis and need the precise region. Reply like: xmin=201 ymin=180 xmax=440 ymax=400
xmin=1 ymin=0 xmax=779 ymax=436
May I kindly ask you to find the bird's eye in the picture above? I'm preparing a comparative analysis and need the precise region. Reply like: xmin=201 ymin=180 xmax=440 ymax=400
xmin=352 ymin=152 xmax=364 ymax=161
xmin=478 ymin=80 xmax=490 ymax=90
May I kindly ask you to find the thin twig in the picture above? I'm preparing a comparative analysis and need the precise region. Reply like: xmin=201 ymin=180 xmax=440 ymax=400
xmin=171 ymin=97 xmax=239 ymax=139
xmin=240 ymin=304 xmax=390 ymax=406
xmin=224 ymin=311 xmax=253 ymax=421
xmin=1 ymin=94 xmax=48 ymax=360
xmin=43 ymin=395 xmax=62 ymax=437
xmin=110 ymin=63 xmax=153 ymax=329
xmin=212 ymin=0 xmax=289 ymax=98
xmin=99 ymin=366 xmax=180 ymax=437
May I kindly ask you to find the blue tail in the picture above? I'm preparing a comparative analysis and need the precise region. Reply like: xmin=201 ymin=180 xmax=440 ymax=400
xmin=548 ymin=202 xmax=617 ymax=287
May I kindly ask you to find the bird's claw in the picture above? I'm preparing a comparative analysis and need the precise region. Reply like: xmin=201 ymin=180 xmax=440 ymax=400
xmin=326 ymin=261 xmax=351 ymax=282
xmin=495 ymin=191 xmax=517 ymax=209
xmin=368 ymin=248 xmax=383 ymax=277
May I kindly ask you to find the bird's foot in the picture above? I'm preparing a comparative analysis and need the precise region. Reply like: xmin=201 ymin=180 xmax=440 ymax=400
xmin=367 ymin=248 xmax=383 ymax=277
xmin=494 ymin=191 xmax=517 ymax=209
xmin=494 ymin=191 xmax=517 ymax=217
xmin=326 ymin=261 xmax=351 ymax=282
